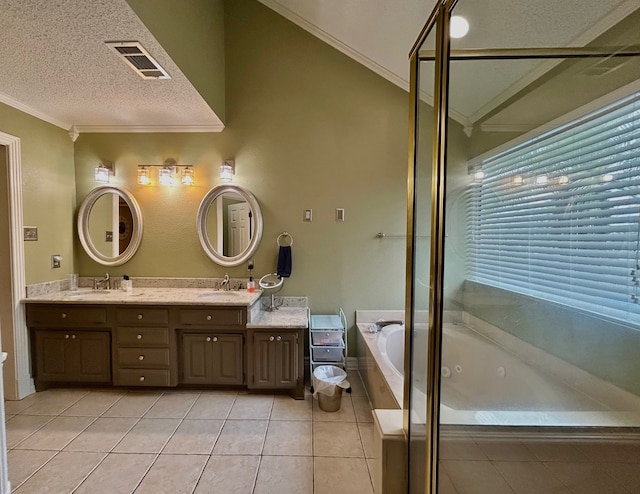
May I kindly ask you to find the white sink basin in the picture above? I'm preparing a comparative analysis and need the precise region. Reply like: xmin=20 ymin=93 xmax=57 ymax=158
xmin=198 ymin=291 xmax=240 ymax=298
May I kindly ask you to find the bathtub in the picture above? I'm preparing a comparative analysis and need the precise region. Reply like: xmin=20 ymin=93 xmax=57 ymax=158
xmin=357 ymin=318 xmax=640 ymax=426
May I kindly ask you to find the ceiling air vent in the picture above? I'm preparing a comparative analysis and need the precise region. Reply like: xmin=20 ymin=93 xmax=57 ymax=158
xmin=105 ymin=41 xmax=171 ymax=80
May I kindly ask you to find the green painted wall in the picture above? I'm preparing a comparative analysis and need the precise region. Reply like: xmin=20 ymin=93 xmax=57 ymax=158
xmin=74 ymin=0 xmax=410 ymax=346
xmin=126 ymin=0 xmax=226 ymax=122
xmin=0 ymin=103 xmax=75 ymax=285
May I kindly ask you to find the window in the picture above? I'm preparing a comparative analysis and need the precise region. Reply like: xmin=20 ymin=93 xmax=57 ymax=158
xmin=468 ymin=92 xmax=640 ymax=326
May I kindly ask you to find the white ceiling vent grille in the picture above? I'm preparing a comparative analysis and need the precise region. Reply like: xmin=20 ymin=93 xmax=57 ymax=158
xmin=105 ymin=41 xmax=171 ymax=80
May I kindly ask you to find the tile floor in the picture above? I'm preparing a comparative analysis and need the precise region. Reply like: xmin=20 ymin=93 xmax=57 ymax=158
xmin=5 ymin=373 xmax=375 ymax=494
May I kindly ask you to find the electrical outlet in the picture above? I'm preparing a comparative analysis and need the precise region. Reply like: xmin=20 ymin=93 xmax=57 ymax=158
xmin=105 ymin=231 xmax=113 ymax=242
xmin=24 ymin=226 xmax=38 ymax=241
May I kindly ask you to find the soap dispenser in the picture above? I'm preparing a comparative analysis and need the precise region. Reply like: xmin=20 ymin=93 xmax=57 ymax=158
xmin=247 ymin=261 xmax=256 ymax=293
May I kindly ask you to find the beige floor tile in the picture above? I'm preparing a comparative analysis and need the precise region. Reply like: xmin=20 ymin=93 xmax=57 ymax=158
xmin=186 ymin=391 xmax=237 ymax=419
xmin=271 ymin=395 xmax=312 ymax=421
xmin=600 ymin=462 xmax=640 ymax=492
xmin=438 ymin=462 xmax=459 ymax=494
xmin=544 ymin=461 xmax=628 ymax=494
xmin=143 ymin=392 xmax=200 ymax=419
xmin=194 ymin=455 xmax=259 ymax=493
xmin=254 ymin=455 xmax=313 ymax=494
xmin=314 ymin=457 xmax=373 ymax=494
xmin=347 ymin=373 xmax=368 ymax=397
xmin=443 ymin=460 xmax=516 ymax=494
xmin=352 ymin=396 xmax=373 ymax=423
xmin=313 ymin=422 xmax=364 ymax=457
xmin=16 ymin=389 xmax=88 ymax=415
xmin=64 ymin=417 xmax=138 ymax=452
xmin=14 ymin=415 xmax=95 ymax=450
xmin=61 ymin=390 xmax=126 ymax=416
xmin=440 ymin=437 xmax=488 ymax=460
xmin=6 ymin=414 xmax=53 ymax=448
xmin=474 ymin=438 xmax=538 ymax=461
xmin=228 ymin=394 xmax=274 ymax=419
xmin=113 ymin=418 xmax=181 ymax=453
xmin=263 ymin=420 xmax=312 ymax=456
xmin=135 ymin=454 xmax=208 ymax=494
xmin=574 ymin=440 xmax=640 ymax=463
xmin=7 ymin=449 xmax=56 ymax=490
xmin=313 ymin=395 xmax=356 ymax=422
xmin=493 ymin=461 xmax=569 ymax=494
xmin=4 ymin=395 xmax=40 ymax=415
xmin=74 ymin=452 xmax=156 ymax=494
xmin=13 ymin=451 xmax=105 ymax=494
xmin=162 ymin=419 xmax=224 ymax=455
xmin=212 ymin=419 xmax=268 ymax=455
xmin=523 ymin=439 xmax=590 ymax=462
xmin=358 ymin=422 xmax=375 ymax=459
xmin=102 ymin=391 xmax=162 ymax=417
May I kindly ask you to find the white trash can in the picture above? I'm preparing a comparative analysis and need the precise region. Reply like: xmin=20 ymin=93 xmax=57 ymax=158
xmin=312 ymin=365 xmax=350 ymax=412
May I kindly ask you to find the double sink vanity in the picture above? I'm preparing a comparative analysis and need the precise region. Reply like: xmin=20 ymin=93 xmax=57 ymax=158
xmin=24 ymin=288 xmax=308 ymax=399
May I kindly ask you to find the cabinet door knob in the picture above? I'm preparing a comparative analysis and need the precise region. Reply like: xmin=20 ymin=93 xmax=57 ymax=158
xmin=71 ymin=334 xmax=76 ymax=339
xmin=139 ymin=376 xmax=145 ymax=382
xmin=213 ymin=336 xmax=218 ymax=342
xmin=61 ymin=313 xmax=67 ymax=319
xmin=137 ymin=314 xmax=143 ymax=320
xmin=138 ymin=355 xmax=144 ymax=361
xmin=276 ymin=335 xmax=282 ymax=341
xmin=65 ymin=334 xmax=70 ymax=339
xmin=206 ymin=337 xmax=211 ymax=342
xmin=137 ymin=334 xmax=143 ymax=340
xmin=269 ymin=336 xmax=275 ymax=342
xmin=206 ymin=315 xmax=212 ymax=321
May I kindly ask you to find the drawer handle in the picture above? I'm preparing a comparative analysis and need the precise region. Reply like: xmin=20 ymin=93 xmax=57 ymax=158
xmin=269 ymin=336 xmax=274 ymax=342
xmin=138 ymin=355 xmax=144 ymax=361
xmin=206 ymin=315 xmax=212 ymax=321
xmin=65 ymin=334 xmax=70 ymax=339
xmin=276 ymin=335 xmax=282 ymax=341
xmin=137 ymin=334 xmax=143 ymax=340
xmin=71 ymin=334 xmax=76 ymax=339
xmin=61 ymin=313 xmax=67 ymax=319
xmin=213 ymin=336 xmax=218 ymax=342
xmin=139 ymin=376 xmax=145 ymax=382
xmin=137 ymin=314 xmax=143 ymax=320
xmin=206 ymin=337 xmax=211 ymax=342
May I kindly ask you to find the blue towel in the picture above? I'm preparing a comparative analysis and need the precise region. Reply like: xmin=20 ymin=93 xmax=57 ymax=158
xmin=277 ymin=245 xmax=292 ymax=278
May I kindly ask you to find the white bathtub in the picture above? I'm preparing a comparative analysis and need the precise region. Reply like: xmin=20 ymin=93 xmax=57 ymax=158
xmin=359 ymin=319 xmax=640 ymax=426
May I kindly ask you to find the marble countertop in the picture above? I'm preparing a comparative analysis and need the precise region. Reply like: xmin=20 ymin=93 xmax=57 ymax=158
xmin=247 ymin=307 xmax=309 ymax=329
xmin=22 ymin=288 xmax=263 ymax=307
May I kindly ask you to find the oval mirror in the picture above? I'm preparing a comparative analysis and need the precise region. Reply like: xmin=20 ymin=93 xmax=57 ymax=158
xmin=197 ymin=184 xmax=263 ymax=267
xmin=77 ymin=185 xmax=143 ymax=266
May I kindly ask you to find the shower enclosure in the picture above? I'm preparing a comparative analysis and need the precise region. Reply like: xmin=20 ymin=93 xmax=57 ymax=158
xmin=406 ymin=1 xmax=640 ymax=492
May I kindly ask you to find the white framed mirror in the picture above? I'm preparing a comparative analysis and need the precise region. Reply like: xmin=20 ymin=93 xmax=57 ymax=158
xmin=77 ymin=185 xmax=143 ymax=266
xmin=197 ymin=184 xmax=263 ymax=267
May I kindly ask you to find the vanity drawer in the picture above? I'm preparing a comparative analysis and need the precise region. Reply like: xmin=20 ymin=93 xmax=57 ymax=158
xmin=117 ymin=348 xmax=170 ymax=368
xmin=27 ymin=305 xmax=107 ymax=327
xmin=115 ymin=369 xmax=171 ymax=387
xmin=116 ymin=308 xmax=168 ymax=326
xmin=115 ymin=327 xmax=170 ymax=346
xmin=178 ymin=308 xmax=245 ymax=327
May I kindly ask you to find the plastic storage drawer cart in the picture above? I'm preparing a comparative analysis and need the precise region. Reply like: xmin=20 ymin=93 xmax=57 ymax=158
xmin=309 ymin=308 xmax=350 ymax=393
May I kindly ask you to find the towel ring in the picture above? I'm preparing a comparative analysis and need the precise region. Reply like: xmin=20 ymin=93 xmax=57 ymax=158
xmin=277 ymin=232 xmax=293 ymax=247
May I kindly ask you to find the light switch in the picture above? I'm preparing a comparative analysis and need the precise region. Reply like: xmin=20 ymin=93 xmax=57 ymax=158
xmin=24 ymin=226 xmax=38 ymax=241
xmin=336 ymin=208 xmax=345 ymax=222
xmin=51 ymin=254 xmax=62 ymax=269
xmin=303 ymin=209 xmax=313 ymax=222
xmin=105 ymin=231 xmax=113 ymax=242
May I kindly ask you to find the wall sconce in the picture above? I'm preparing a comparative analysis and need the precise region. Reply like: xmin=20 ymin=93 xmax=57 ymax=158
xmin=94 ymin=161 xmax=114 ymax=183
xmin=137 ymin=158 xmax=194 ymax=186
xmin=220 ymin=160 xmax=235 ymax=182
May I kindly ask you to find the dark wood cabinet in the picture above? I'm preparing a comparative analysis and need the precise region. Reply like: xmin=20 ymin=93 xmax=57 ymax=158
xmin=34 ymin=329 xmax=110 ymax=383
xmin=248 ymin=329 xmax=304 ymax=398
xmin=181 ymin=333 xmax=244 ymax=385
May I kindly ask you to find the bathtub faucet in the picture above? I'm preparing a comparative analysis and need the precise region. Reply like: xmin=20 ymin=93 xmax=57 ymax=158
xmin=370 ymin=319 xmax=404 ymax=333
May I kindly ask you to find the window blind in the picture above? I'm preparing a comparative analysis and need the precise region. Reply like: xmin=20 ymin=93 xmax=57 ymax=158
xmin=468 ymin=93 xmax=640 ymax=326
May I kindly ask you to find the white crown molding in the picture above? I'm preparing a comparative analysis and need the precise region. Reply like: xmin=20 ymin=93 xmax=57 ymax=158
xmin=73 ymin=124 xmax=226 ymax=133
xmin=479 ymin=123 xmax=537 ymax=133
xmin=258 ymin=0 xmax=409 ymax=92
xmin=0 ymin=92 xmax=70 ymax=130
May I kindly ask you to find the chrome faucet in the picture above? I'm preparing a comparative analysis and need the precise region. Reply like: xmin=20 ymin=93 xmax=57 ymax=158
xmin=93 ymin=273 xmax=110 ymax=290
xmin=220 ymin=274 xmax=230 ymax=291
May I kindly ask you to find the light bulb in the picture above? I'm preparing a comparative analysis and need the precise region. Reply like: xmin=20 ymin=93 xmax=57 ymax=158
xmin=450 ymin=16 xmax=469 ymax=39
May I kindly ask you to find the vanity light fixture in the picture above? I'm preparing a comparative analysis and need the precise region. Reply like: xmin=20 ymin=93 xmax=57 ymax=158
xmin=94 ymin=161 xmax=113 ymax=183
xmin=220 ymin=160 xmax=235 ymax=182
xmin=181 ymin=166 xmax=195 ymax=185
xmin=137 ymin=158 xmax=194 ymax=186
xmin=450 ymin=16 xmax=470 ymax=39
xmin=137 ymin=166 xmax=150 ymax=185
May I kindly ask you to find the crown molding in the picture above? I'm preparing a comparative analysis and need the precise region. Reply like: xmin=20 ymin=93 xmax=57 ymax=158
xmin=479 ymin=123 xmax=537 ymax=133
xmin=73 ymin=124 xmax=225 ymax=133
xmin=0 ymin=92 xmax=71 ymax=130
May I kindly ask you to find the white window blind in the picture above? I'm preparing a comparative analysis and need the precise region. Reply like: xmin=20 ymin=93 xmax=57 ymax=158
xmin=469 ymin=92 xmax=640 ymax=326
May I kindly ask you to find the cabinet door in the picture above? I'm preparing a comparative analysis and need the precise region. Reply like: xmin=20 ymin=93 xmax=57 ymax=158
xmin=274 ymin=333 xmax=298 ymax=388
xmin=211 ymin=335 xmax=244 ymax=385
xmin=75 ymin=332 xmax=111 ymax=382
xmin=35 ymin=331 xmax=72 ymax=381
xmin=182 ymin=334 xmax=213 ymax=385
xmin=252 ymin=333 xmax=276 ymax=388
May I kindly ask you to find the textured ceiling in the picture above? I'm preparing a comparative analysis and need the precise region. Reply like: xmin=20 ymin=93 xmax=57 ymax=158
xmin=0 ymin=0 xmax=638 ymax=136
